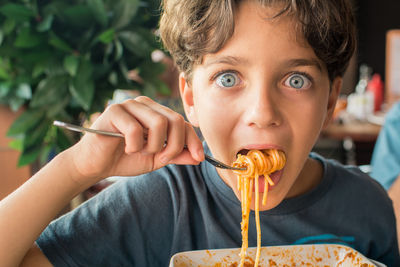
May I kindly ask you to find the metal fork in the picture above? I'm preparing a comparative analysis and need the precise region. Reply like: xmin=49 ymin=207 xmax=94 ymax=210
xmin=53 ymin=121 xmax=246 ymax=171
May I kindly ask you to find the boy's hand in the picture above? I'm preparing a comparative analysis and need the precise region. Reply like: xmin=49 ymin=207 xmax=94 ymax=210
xmin=68 ymin=96 xmax=204 ymax=183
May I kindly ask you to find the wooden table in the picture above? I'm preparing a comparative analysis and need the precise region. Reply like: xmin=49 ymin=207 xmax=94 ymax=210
xmin=321 ymin=121 xmax=381 ymax=142
xmin=320 ymin=121 xmax=382 ymax=165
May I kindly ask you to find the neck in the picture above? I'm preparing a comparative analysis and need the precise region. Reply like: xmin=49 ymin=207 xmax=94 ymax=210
xmin=287 ymin=157 xmax=324 ymax=198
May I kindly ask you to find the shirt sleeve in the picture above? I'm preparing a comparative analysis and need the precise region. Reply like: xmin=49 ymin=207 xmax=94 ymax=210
xmin=370 ymin=103 xmax=400 ymax=189
xmin=36 ymin=174 xmax=175 ymax=267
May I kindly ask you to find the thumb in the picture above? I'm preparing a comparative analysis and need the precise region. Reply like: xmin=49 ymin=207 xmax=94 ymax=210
xmin=161 ymin=150 xmax=202 ymax=166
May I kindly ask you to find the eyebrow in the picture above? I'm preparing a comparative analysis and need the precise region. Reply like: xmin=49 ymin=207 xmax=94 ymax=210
xmin=285 ymin=58 xmax=323 ymax=72
xmin=204 ymin=56 xmax=323 ymax=72
xmin=204 ymin=56 xmax=249 ymax=68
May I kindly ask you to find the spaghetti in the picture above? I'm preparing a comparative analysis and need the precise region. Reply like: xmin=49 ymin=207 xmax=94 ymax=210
xmin=232 ymin=149 xmax=286 ymax=267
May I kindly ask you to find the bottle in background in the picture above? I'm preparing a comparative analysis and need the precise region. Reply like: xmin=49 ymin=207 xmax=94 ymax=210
xmin=367 ymin=73 xmax=384 ymax=112
xmin=347 ymin=64 xmax=375 ymax=120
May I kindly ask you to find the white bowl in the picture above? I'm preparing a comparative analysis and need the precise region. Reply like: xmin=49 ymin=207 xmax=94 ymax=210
xmin=169 ymin=244 xmax=385 ymax=267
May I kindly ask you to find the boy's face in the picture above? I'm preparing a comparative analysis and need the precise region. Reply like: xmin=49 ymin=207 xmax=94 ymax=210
xmin=180 ymin=1 xmax=341 ymax=210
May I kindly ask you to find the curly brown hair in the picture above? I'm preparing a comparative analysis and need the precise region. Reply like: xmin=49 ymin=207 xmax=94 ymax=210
xmin=159 ymin=0 xmax=356 ymax=82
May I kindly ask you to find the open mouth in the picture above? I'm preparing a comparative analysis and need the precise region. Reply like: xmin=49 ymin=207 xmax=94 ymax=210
xmin=237 ymin=149 xmax=250 ymax=157
xmin=234 ymin=148 xmax=286 ymax=191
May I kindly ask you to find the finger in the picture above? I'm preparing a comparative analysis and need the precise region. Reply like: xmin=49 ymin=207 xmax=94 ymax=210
xmin=167 ymin=149 xmax=202 ymax=165
xmin=183 ymin=122 xmax=204 ymax=162
xmin=158 ymin=112 xmax=185 ymax=164
xmin=105 ymin=104 xmax=145 ymax=154
xmin=155 ymin=123 xmax=203 ymax=166
xmin=121 ymin=99 xmax=168 ymax=154
xmin=164 ymin=124 xmax=203 ymax=165
xmin=135 ymin=96 xmax=186 ymax=164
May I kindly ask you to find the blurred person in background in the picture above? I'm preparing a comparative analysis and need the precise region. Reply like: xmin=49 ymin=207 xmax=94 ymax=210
xmin=370 ymin=101 xmax=400 ymax=246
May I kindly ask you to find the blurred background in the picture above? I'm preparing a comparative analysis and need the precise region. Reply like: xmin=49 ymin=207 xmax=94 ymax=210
xmin=0 ymin=0 xmax=399 ymax=206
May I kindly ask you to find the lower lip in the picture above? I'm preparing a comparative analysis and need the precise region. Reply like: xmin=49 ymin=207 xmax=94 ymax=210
xmin=253 ymin=169 xmax=283 ymax=192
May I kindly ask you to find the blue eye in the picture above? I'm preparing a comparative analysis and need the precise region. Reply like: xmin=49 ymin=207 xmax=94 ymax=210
xmin=284 ymin=73 xmax=311 ymax=90
xmin=216 ymin=72 xmax=239 ymax=88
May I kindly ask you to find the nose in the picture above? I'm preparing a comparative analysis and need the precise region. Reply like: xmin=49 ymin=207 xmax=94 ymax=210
xmin=243 ymin=84 xmax=282 ymax=129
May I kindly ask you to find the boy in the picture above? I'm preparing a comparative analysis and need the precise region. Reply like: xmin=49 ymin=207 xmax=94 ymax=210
xmin=1 ymin=0 xmax=399 ymax=266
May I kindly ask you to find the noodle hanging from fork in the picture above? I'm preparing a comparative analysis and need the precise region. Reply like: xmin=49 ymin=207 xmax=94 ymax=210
xmin=232 ymin=149 xmax=286 ymax=267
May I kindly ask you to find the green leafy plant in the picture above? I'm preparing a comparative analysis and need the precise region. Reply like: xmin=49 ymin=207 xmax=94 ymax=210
xmin=0 ymin=0 xmax=169 ymax=166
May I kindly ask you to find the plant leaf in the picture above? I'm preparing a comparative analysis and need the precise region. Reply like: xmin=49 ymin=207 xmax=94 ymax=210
xmin=88 ymin=0 xmax=108 ymax=27
xmin=18 ymin=142 xmax=42 ymax=166
xmin=36 ymin=14 xmax=54 ymax=32
xmin=49 ymin=32 xmax=73 ymax=52
xmin=114 ymin=39 xmax=123 ymax=61
xmin=7 ymin=108 xmax=45 ymax=137
xmin=139 ymin=60 xmax=165 ymax=80
xmin=108 ymin=71 xmax=118 ymax=86
xmin=39 ymin=144 xmax=53 ymax=165
xmin=69 ymin=81 xmax=94 ymax=111
xmin=62 ymin=5 xmax=94 ymax=27
xmin=97 ymin=29 xmax=115 ymax=44
xmin=46 ymin=94 xmax=70 ymax=117
xmin=3 ymin=18 xmax=16 ymax=35
xmin=16 ymin=83 xmax=32 ymax=99
xmin=32 ymin=62 xmax=46 ymax=78
xmin=30 ymin=75 xmax=69 ymax=108
xmin=152 ymin=79 xmax=171 ymax=96
xmin=9 ymin=97 xmax=26 ymax=112
xmin=119 ymin=31 xmax=150 ymax=57
xmin=142 ymin=82 xmax=157 ymax=98
xmin=23 ymin=119 xmax=50 ymax=148
xmin=8 ymin=138 xmax=23 ymax=151
xmin=0 ymin=3 xmax=34 ymax=22
xmin=0 ymin=82 xmax=10 ymax=97
xmin=69 ymin=60 xmax=94 ymax=110
xmin=63 ymin=55 xmax=79 ymax=76
xmin=17 ymin=48 xmax=52 ymax=65
xmin=118 ymin=60 xmax=130 ymax=83
xmin=111 ymin=0 xmax=140 ymax=29
xmin=56 ymin=127 xmax=73 ymax=151
xmin=45 ymin=58 xmax=69 ymax=76
xmin=15 ymin=28 xmax=45 ymax=48
xmin=0 ymin=67 xmax=10 ymax=80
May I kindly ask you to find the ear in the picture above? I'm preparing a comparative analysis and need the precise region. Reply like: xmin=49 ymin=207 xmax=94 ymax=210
xmin=322 ymin=77 xmax=342 ymax=128
xmin=179 ymin=72 xmax=199 ymax=126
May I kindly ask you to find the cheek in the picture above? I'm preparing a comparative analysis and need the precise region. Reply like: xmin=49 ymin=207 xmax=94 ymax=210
xmin=195 ymin=99 xmax=234 ymax=140
xmin=290 ymin=96 xmax=328 ymax=147
xmin=192 ymin=77 xmax=237 ymax=133
xmin=193 ymin=90 xmax=240 ymax=158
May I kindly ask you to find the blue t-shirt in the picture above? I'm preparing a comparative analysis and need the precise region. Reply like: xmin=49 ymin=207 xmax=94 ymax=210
xmin=37 ymin=152 xmax=399 ymax=266
xmin=370 ymin=102 xmax=400 ymax=189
